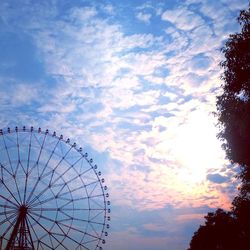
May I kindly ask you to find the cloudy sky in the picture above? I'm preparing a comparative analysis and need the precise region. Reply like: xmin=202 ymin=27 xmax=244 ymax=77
xmin=0 ymin=0 xmax=249 ymax=249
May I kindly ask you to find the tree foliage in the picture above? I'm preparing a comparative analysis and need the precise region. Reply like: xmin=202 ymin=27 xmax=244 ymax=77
xmin=216 ymin=5 xmax=250 ymax=178
xmin=188 ymin=205 xmax=250 ymax=250
xmin=188 ymin=209 xmax=240 ymax=250
xmin=188 ymin=5 xmax=250 ymax=250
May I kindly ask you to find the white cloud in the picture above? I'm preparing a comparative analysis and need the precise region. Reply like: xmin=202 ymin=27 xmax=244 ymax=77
xmin=162 ymin=7 xmax=204 ymax=30
xmin=102 ymin=4 xmax=114 ymax=14
xmin=0 ymin=82 xmax=39 ymax=106
xmin=69 ymin=6 xmax=97 ymax=21
xmin=136 ymin=12 xmax=152 ymax=23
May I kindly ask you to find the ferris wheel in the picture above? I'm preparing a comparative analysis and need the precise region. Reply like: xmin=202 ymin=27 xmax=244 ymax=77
xmin=0 ymin=126 xmax=110 ymax=250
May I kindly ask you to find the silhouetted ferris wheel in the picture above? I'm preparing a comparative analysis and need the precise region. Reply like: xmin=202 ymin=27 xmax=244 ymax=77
xmin=0 ymin=126 xmax=110 ymax=250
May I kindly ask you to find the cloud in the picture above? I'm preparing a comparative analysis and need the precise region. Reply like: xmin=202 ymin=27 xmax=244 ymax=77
xmin=136 ymin=12 xmax=152 ymax=23
xmin=162 ymin=7 xmax=204 ymax=31
xmin=102 ymin=4 xmax=114 ymax=15
xmin=69 ymin=6 xmax=97 ymax=21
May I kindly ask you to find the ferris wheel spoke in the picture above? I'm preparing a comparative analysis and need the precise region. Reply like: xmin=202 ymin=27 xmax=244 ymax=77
xmin=29 ymin=194 xmax=100 ymax=210
xmin=37 ymin=240 xmax=55 ymax=250
xmin=56 ymin=179 xmax=100 ymax=200
xmin=26 ymin=216 xmax=43 ymax=246
xmin=29 ymin=192 xmax=73 ymax=209
xmin=56 ymin=221 xmax=102 ymax=241
xmin=28 ymin=213 xmax=69 ymax=250
xmin=23 ymin=131 xmax=33 ymax=203
xmin=0 ymin=209 xmax=16 ymax=216
xmin=31 ymin=207 xmax=58 ymax=211
xmin=31 ymin=167 xmax=98 ymax=207
xmin=16 ymin=161 xmax=26 ymax=176
xmin=90 ymin=195 xmax=106 ymax=209
xmin=1 ymin=135 xmax=15 ymax=175
xmin=59 ymin=210 xmax=74 ymax=220
xmin=27 ymin=184 xmax=58 ymax=207
xmin=48 ymin=233 xmax=57 ymax=249
xmin=0 ymin=179 xmax=21 ymax=206
xmin=50 ymin=155 xmax=85 ymax=187
xmin=0 ymin=203 xmax=17 ymax=209
xmin=0 ymin=194 xmax=19 ymax=207
xmin=29 ymin=196 xmax=56 ymax=208
xmin=25 ymin=134 xmax=54 ymax=204
xmin=27 ymin=145 xmax=73 ymax=206
xmin=55 ymin=222 xmax=90 ymax=250
xmin=30 ymin=210 xmax=72 ymax=232
xmin=12 ymin=173 xmax=23 ymax=204
xmin=1 ymin=215 xmax=18 ymax=239
xmin=89 ymin=223 xmax=100 ymax=238
xmin=15 ymin=132 xmax=25 ymax=176
xmin=1 ymin=163 xmax=13 ymax=178
xmin=0 ymin=211 xmax=17 ymax=225
xmin=31 ymin=207 xmax=102 ymax=212
xmin=89 ymin=182 xmax=98 ymax=196
xmin=33 ymin=133 xmax=47 ymax=165
xmin=89 ymin=210 xmax=105 ymax=221
xmin=30 ymin=209 xmax=73 ymax=240
xmin=28 ymin=174 xmax=66 ymax=206
xmin=39 ymin=240 xmax=54 ymax=250
xmin=52 ymin=166 xmax=93 ymax=193
xmin=39 ymin=238 xmax=54 ymax=250
xmin=25 ymin=163 xmax=45 ymax=204
xmin=59 ymin=199 xmax=74 ymax=209
xmin=64 ymin=215 xmax=104 ymax=226
xmin=41 ymin=144 xmax=74 ymax=188
xmin=84 ymin=218 xmax=105 ymax=226
xmin=28 ymin=212 xmax=56 ymax=233
xmin=74 ymin=194 xmax=104 ymax=202
xmin=56 ymin=218 xmax=73 ymax=223
xmin=54 ymin=174 xmax=80 ymax=193
xmin=86 ymin=179 xmax=100 ymax=188
xmin=29 ymin=210 xmax=57 ymax=224
xmin=57 ymin=185 xmax=88 ymax=198
xmin=47 ymin=146 xmax=74 ymax=186
xmin=0 ymin=164 xmax=26 ymax=204
xmin=2 ymin=136 xmax=23 ymax=204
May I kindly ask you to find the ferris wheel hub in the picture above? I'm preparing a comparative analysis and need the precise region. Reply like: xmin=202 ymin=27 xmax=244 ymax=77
xmin=18 ymin=205 xmax=28 ymax=216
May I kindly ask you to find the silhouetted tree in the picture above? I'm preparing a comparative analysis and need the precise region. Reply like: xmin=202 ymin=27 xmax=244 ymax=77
xmin=216 ymin=5 xmax=250 ymax=179
xmin=188 ymin=209 xmax=239 ymax=250
xmin=188 ymin=5 xmax=250 ymax=250
xmin=216 ymin=5 xmax=250 ymax=247
xmin=231 ymin=182 xmax=250 ymax=247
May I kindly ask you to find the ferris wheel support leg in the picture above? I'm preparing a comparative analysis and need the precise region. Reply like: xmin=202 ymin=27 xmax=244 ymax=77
xmin=5 ymin=205 xmax=32 ymax=250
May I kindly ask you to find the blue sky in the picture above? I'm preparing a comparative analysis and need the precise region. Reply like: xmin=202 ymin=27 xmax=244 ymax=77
xmin=0 ymin=0 xmax=249 ymax=249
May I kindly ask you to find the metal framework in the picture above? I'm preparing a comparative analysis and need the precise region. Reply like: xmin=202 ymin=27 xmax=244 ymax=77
xmin=0 ymin=126 xmax=110 ymax=250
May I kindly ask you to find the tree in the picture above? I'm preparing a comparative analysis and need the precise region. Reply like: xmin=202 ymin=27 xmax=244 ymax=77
xmin=188 ymin=5 xmax=250 ymax=250
xmin=231 ymin=182 xmax=250 ymax=247
xmin=216 ymin=5 xmax=250 ymax=179
xmin=216 ymin=5 xmax=250 ymax=246
xmin=188 ymin=209 xmax=240 ymax=250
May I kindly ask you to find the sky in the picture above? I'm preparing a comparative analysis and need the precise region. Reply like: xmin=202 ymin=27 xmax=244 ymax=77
xmin=0 ymin=0 xmax=249 ymax=249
